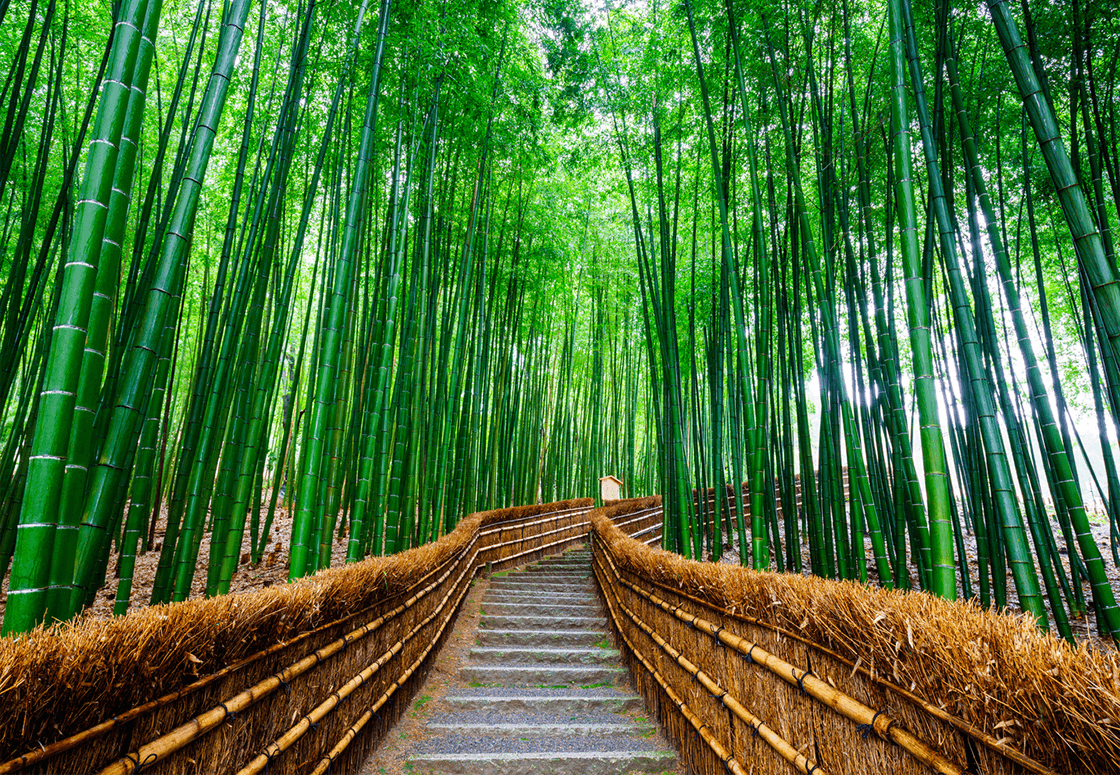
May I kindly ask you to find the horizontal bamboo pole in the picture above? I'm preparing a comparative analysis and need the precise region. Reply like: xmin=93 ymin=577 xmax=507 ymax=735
xmin=597 ymin=556 xmax=826 ymax=775
xmin=592 ymin=554 xmax=749 ymax=775
xmin=238 ymin=542 xmax=478 ymax=775
xmin=306 ymin=545 xmax=480 ymax=775
xmin=595 ymin=537 xmax=965 ymax=775
xmin=0 ymin=539 xmax=469 ymax=775
xmin=480 ymin=518 xmax=591 ymax=557
xmin=626 ymin=543 xmax=1057 ymax=775
xmin=478 ymin=506 xmax=591 ymax=536
xmin=631 ymin=522 xmax=661 ymax=540
xmin=98 ymin=539 xmax=480 ymax=775
xmin=610 ymin=506 xmax=663 ymax=529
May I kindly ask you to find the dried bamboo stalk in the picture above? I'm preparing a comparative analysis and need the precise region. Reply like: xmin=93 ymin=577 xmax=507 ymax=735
xmin=605 ymin=518 xmax=1060 ymax=775
xmin=0 ymin=541 xmax=468 ymax=775
xmin=307 ymin=546 xmax=480 ymax=775
xmin=98 ymin=540 xmax=481 ymax=775
xmin=237 ymin=544 xmax=477 ymax=775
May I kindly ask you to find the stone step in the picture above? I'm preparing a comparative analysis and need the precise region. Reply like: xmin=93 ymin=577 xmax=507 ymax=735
xmin=441 ymin=689 xmax=644 ymax=714
xmin=513 ymin=562 xmax=590 ymax=569
xmin=480 ymin=614 xmax=607 ymax=631
xmin=469 ymin=646 xmax=619 ymax=665
xmin=484 ymin=592 xmax=598 ymax=606
xmin=526 ymin=560 xmax=590 ymax=567
xmin=408 ymin=748 xmax=676 ymax=775
xmin=360 ymin=548 xmax=677 ymax=775
xmin=483 ymin=602 xmax=600 ymax=617
xmin=532 ymin=559 xmax=589 ymax=566
xmin=426 ymin=721 xmax=653 ymax=739
xmin=460 ymin=663 xmax=626 ymax=686
xmin=476 ymin=629 xmax=609 ymax=647
xmin=505 ymin=570 xmax=591 ymax=578
xmin=488 ymin=581 xmax=595 ymax=593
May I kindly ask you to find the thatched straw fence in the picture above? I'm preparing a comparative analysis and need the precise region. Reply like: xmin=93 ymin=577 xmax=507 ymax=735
xmin=0 ymin=498 xmax=592 ymax=775
xmin=596 ymin=498 xmax=1120 ymax=775
xmin=604 ymin=495 xmax=663 ymax=546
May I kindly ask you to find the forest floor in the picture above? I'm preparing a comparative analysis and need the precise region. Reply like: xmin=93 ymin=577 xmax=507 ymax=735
xmin=0 ymin=491 xmax=338 ymax=623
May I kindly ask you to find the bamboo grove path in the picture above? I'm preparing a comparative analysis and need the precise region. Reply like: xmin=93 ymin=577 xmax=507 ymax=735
xmin=362 ymin=546 xmax=680 ymax=774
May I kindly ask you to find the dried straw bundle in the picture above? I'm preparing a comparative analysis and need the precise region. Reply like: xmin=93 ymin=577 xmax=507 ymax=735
xmin=479 ymin=498 xmax=593 ymax=572
xmin=0 ymin=515 xmax=480 ymax=773
xmin=477 ymin=498 xmax=592 ymax=527
xmin=0 ymin=498 xmax=597 ymax=775
xmin=594 ymin=503 xmax=1120 ymax=774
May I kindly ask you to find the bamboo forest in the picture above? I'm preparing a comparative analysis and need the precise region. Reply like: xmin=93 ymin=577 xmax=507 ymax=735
xmin=3 ymin=0 xmax=1120 ymax=653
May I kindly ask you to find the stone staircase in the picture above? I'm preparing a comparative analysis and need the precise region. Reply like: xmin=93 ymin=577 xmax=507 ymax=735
xmin=404 ymin=547 xmax=679 ymax=774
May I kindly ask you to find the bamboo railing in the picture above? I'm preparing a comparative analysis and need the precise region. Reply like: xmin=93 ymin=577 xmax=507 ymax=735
xmin=596 ymin=497 xmax=1115 ymax=775
xmin=0 ymin=498 xmax=593 ymax=775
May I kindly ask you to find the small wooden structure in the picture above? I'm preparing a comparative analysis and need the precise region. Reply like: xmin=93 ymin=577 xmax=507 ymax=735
xmin=599 ymin=475 xmax=623 ymax=502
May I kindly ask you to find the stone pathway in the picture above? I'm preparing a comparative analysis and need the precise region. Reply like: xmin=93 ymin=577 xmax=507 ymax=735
xmin=362 ymin=546 xmax=679 ymax=775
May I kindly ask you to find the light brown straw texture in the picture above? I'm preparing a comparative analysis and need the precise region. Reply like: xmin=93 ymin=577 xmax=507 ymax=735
xmin=0 ymin=499 xmax=594 ymax=775
xmin=594 ymin=503 xmax=1120 ymax=775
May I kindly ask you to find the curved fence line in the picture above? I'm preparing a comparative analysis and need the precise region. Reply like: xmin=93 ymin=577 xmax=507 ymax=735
xmin=0 ymin=498 xmax=592 ymax=775
xmin=595 ymin=498 xmax=1119 ymax=775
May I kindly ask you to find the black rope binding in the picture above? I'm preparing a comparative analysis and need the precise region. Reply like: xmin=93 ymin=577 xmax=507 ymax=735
xmin=262 ymin=746 xmax=278 ymax=775
xmin=722 ymin=753 xmax=737 ymax=773
xmin=134 ymin=751 xmax=159 ymax=774
xmin=858 ymin=709 xmax=887 ymax=739
xmin=711 ymin=624 xmax=726 ymax=647
xmin=278 ymin=675 xmax=292 ymax=695
xmin=746 ymin=643 xmax=758 ymax=664
xmin=218 ymin=702 xmax=237 ymax=723
xmin=806 ymin=762 xmax=820 ymax=775
xmin=795 ymin=668 xmax=813 ymax=695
